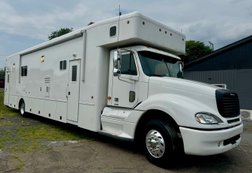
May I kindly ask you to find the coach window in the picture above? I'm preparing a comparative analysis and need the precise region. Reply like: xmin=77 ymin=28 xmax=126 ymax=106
xmin=21 ymin=66 xmax=28 ymax=76
xmin=72 ymin=65 xmax=77 ymax=81
xmin=60 ymin=60 xmax=67 ymax=70
xmin=110 ymin=26 xmax=116 ymax=37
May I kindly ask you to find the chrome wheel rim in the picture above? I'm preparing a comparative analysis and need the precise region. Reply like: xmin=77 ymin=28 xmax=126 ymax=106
xmin=145 ymin=129 xmax=165 ymax=158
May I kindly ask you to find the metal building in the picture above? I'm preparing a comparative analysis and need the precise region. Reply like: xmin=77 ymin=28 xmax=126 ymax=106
xmin=184 ymin=35 xmax=252 ymax=110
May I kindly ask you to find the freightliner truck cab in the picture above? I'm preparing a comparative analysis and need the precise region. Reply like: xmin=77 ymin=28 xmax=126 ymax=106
xmin=102 ymin=45 xmax=243 ymax=165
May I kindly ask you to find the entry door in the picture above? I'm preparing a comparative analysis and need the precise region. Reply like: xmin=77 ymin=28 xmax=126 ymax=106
xmin=111 ymin=51 xmax=139 ymax=108
xmin=67 ymin=60 xmax=80 ymax=122
xmin=4 ymin=71 xmax=10 ymax=105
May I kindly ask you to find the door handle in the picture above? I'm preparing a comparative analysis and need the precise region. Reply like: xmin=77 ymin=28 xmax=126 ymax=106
xmin=68 ymin=91 xmax=71 ymax=95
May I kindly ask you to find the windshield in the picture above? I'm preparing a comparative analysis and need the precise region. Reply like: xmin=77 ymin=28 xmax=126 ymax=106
xmin=138 ymin=51 xmax=183 ymax=78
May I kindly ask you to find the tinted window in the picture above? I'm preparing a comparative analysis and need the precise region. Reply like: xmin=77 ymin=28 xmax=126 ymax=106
xmin=21 ymin=66 xmax=28 ymax=76
xmin=110 ymin=26 xmax=116 ymax=37
xmin=120 ymin=53 xmax=137 ymax=75
xmin=60 ymin=60 xmax=67 ymax=70
xmin=138 ymin=51 xmax=183 ymax=78
xmin=72 ymin=65 xmax=77 ymax=81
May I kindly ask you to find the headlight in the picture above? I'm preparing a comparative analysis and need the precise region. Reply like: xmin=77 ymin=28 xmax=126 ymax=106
xmin=195 ymin=112 xmax=223 ymax=124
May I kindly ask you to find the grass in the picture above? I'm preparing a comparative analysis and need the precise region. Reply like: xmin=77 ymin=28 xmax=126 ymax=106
xmin=0 ymin=119 xmax=14 ymax=126
xmin=0 ymin=123 xmax=86 ymax=152
xmin=0 ymin=90 xmax=88 ymax=153
xmin=11 ymin=154 xmax=25 ymax=171
xmin=2 ymin=124 xmax=85 ymax=152
xmin=0 ymin=91 xmax=18 ymax=117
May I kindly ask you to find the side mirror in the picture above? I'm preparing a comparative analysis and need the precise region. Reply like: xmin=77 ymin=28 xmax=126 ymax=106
xmin=180 ymin=61 xmax=185 ymax=71
xmin=177 ymin=61 xmax=184 ymax=78
xmin=113 ymin=51 xmax=121 ymax=76
xmin=178 ymin=61 xmax=184 ymax=71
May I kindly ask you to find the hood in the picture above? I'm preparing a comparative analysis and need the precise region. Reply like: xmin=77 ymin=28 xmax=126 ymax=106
xmin=148 ymin=77 xmax=220 ymax=111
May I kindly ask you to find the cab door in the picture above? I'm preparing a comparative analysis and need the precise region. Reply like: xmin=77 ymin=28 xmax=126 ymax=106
xmin=110 ymin=51 xmax=139 ymax=108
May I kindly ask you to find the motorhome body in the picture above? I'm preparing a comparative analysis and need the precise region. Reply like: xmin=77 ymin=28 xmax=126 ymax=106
xmin=4 ymin=12 xmax=243 ymax=165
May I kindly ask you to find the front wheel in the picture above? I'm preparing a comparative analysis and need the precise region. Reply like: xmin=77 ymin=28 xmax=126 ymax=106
xmin=143 ymin=119 xmax=179 ymax=167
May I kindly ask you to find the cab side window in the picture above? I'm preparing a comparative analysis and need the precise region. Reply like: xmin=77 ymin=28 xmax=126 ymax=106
xmin=120 ymin=52 xmax=137 ymax=75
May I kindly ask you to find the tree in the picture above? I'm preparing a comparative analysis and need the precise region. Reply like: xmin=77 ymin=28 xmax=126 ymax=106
xmin=184 ymin=40 xmax=213 ymax=63
xmin=0 ymin=69 xmax=4 ymax=79
xmin=48 ymin=27 xmax=73 ymax=40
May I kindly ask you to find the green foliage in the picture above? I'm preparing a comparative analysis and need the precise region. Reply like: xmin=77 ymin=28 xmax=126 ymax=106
xmin=185 ymin=40 xmax=213 ymax=63
xmin=48 ymin=27 xmax=73 ymax=40
xmin=0 ymin=69 xmax=5 ymax=79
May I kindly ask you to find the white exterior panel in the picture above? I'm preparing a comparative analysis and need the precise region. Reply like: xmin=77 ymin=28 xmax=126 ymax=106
xmin=180 ymin=124 xmax=243 ymax=155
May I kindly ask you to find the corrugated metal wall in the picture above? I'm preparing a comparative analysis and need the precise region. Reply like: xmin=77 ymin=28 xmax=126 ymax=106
xmin=185 ymin=38 xmax=252 ymax=71
xmin=184 ymin=69 xmax=252 ymax=109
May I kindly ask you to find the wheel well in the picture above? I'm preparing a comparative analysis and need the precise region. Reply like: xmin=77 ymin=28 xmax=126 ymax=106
xmin=134 ymin=109 xmax=183 ymax=151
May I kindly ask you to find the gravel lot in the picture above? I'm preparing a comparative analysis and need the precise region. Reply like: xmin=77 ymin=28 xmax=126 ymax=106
xmin=0 ymin=112 xmax=252 ymax=173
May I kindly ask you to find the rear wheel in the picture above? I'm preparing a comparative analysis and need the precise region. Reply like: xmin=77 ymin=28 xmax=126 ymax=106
xmin=143 ymin=119 xmax=179 ymax=167
xmin=19 ymin=101 xmax=26 ymax=116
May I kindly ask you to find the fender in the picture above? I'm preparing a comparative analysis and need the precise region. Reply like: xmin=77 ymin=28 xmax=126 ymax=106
xmin=130 ymin=93 xmax=223 ymax=129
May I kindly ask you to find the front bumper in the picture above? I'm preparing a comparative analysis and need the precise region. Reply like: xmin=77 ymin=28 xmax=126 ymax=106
xmin=180 ymin=123 xmax=243 ymax=156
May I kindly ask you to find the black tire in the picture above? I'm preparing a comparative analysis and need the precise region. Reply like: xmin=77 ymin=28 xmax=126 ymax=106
xmin=142 ymin=119 xmax=179 ymax=167
xmin=19 ymin=101 xmax=26 ymax=116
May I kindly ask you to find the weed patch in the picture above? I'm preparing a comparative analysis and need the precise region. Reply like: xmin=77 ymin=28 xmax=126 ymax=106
xmin=0 ymin=92 xmax=18 ymax=117
xmin=0 ymin=91 xmax=88 ymax=153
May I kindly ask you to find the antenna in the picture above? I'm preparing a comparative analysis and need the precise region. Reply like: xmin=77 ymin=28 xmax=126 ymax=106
xmin=117 ymin=5 xmax=121 ymax=47
xmin=119 ymin=5 xmax=122 ymax=16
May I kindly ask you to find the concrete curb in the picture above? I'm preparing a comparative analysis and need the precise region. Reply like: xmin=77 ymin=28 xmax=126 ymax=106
xmin=241 ymin=109 xmax=252 ymax=121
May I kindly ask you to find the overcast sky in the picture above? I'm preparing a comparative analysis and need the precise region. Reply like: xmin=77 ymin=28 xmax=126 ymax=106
xmin=0 ymin=0 xmax=252 ymax=68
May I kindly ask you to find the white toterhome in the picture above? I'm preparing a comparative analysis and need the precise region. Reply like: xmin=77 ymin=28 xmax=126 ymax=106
xmin=4 ymin=12 xmax=243 ymax=165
